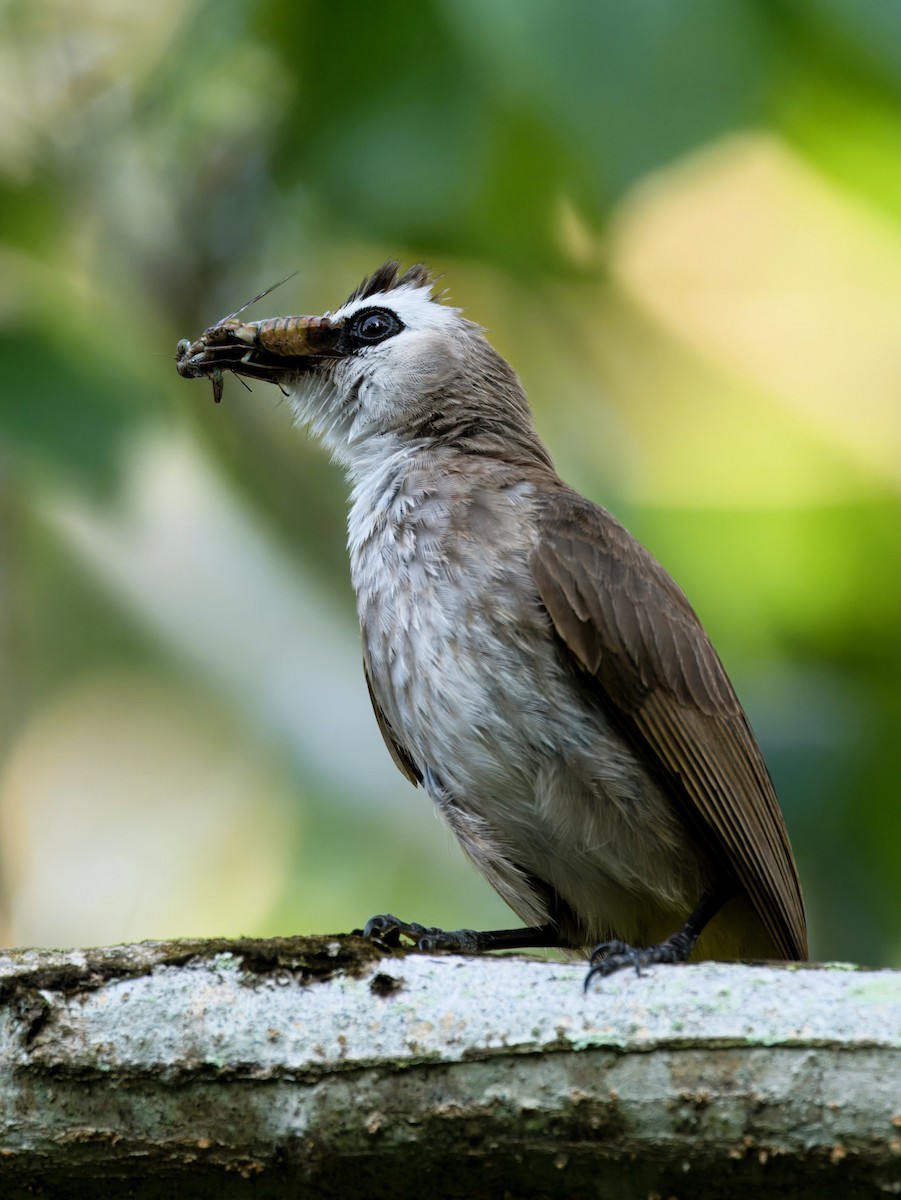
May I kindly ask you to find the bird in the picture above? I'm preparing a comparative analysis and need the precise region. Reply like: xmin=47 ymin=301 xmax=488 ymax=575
xmin=176 ymin=261 xmax=808 ymax=982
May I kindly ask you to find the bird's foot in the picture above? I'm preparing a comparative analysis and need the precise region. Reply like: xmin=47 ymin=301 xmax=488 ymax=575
xmin=362 ymin=914 xmax=485 ymax=953
xmin=584 ymin=930 xmax=694 ymax=989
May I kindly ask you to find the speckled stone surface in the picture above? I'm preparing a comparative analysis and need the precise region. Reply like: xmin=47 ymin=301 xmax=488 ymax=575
xmin=0 ymin=939 xmax=897 ymax=1197
xmin=7 ymin=950 xmax=898 ymax=1071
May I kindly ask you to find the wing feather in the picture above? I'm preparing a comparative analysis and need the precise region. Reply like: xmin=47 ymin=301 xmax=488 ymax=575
xmin=531 ymin=489 xmax=807 ymax=960
xmin=363 ymin=657 xmax=421 ymax=788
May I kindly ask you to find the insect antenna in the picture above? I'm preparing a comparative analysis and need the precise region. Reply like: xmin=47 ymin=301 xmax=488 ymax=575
xmin=217 ymin=271 xmax=299 ymax=326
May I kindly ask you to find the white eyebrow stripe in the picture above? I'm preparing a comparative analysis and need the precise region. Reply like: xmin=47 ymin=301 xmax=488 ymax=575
xmin=331 ymin=285 xmax=463 ymax=333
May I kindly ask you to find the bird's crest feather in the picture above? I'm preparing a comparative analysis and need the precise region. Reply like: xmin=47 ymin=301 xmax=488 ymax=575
xmin=344 ymin=261 xmax=433 ymax=306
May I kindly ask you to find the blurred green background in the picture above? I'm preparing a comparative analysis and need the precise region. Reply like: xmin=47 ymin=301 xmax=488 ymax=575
xmin=1 ymin=0 xmax=899 ymax=964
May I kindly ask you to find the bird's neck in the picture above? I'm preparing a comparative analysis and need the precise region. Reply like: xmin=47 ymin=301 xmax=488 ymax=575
xmin=344 ymin=435 xmax=555 ymax=581
xmin=402 ymin=411 xmax=556 ymax=475
xmin=342 ymin=410 xmax=555 ymax=499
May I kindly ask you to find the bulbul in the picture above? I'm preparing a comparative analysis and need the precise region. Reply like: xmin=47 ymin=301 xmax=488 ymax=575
xmin=177 ymin=262 xmax=808 ymax=981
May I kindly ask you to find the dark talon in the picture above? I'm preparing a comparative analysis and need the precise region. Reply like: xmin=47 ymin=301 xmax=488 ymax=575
xmin=584 ymin=931 xmax=695 ymax=990
xmin=584 ymin=894 xmax=724 ymax=990
xmin=362 ymin=914 xmax=436 ymax=949
xmin=361 ymin=915 xmax=487 ymax=954
xmin=589 ymin=939 xmax=630 ymax=967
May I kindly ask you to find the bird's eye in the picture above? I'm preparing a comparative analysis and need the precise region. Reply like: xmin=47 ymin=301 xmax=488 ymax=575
xmin=350 ymin=307 xmax=403 ymax=344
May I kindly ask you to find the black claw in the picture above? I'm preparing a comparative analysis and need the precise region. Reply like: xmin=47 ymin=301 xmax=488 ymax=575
xmin=361 ymin=915 xmax=486 ymax=954
xmin=584 ymin=933 xmax=694 ymax=990
xmin=588 ymin=939 xmax=630 ymax=967
xmin=362 ymin=914 xmax=421 ymax=947
xmin=362 ymin=914 xmax=448 ymax=950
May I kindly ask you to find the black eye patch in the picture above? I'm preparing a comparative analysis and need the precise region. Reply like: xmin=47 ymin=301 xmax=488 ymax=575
xmin=346 ymin=307 xmax=404 ymax=346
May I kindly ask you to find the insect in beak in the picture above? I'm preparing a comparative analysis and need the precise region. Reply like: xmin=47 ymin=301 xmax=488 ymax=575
xmin=175 ymin=274 xmax=341 ymax=404
xmin=175 ymin=274 xmax=299 ymax=404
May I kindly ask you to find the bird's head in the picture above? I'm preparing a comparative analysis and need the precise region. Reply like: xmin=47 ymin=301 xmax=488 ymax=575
xmin=290 ymin=262 xmax=476 ymax=460
xmin=177 ymin=261 xmax=550 ymax=474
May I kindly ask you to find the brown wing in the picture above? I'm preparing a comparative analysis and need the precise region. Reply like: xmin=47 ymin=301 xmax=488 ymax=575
xmin=363 ymin=658 xmax=422 ymax=787
xmin=530 ymin=489 xmax=807 ymax=961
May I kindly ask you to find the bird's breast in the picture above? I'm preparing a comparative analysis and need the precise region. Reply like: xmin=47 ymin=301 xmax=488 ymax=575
xmin=350 ymin=471 xmax=550 ymax=779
